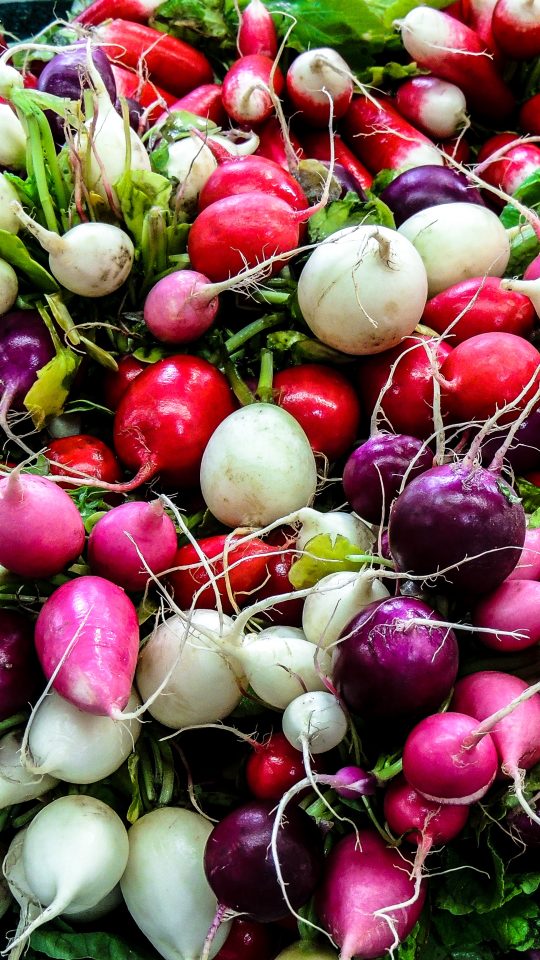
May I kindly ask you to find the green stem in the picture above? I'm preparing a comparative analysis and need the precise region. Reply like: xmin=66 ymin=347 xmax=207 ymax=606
xmin=361 ymin=795 xmax=395 ymax=844
xmin=223 ymin=359 xmax=256 ymax=407
xmin=139 ymin=743 xmax=157 ymax=804
xmin=158 ymin=742 xmax=175 ymax=806
xmin=0 ymin=711 xmax=27 ymax=736
xmin=252 ymin=288 xmax=292 ymax=305
xmin=34 ymin=105 xmax=70 ymax=226
xmin=348 ymin=553 xmax=395 ymax=569
xmin=25 ymin=111 xmax=59 ymax=233
xmin=256 ymin=348 xmax=274 ymax=402
xmin=224 ymin=313 xmax=284 ymax=354
xmin=372 ymin=756 xmax=403 ymax=783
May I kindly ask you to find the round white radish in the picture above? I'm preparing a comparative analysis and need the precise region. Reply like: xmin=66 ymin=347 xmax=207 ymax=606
xmin=0 ymin=257 xmax=18 ymax=313
xmin=0 ymin=842 xmax=11 ymax=920
xmin=302 ymin=571 xmax=389 ymax=649
xmin=297 ymin=225 xmax=429 ymax=355
xmin=0 ymin=731 xmax=58 ymax=810
xmin=121 ymin=807 xmax=230 ymax=960
xmin=0 ymin=104 xmax=26 ymax=169
xmin=398 ymin=202 xmax=511 ymax=296
xmin=25 ymin=689 xmax=142 ymax=784
xmin=200 ymin=403 xmax=318 ymax=527
xmin=239 ymin=626 xmax=331 ymax=709
xmin=282 ymin=690 xmax=348 ymax=753
xmin=286 ymin=48 xmax=353 ymax=125
xmin=295 ymin=507 xmax=374 ymax=554
xmin=0 ymin=172 xmax=21 ymax=233
xmin=136 ymin=610 xmax=244 ymax=729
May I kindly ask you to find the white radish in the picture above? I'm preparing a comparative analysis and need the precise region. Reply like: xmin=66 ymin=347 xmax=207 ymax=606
xmin=0 ymin=173 xmax=22 ymax=233
xmin=501 ymin=277 xmax=540 ymax=319
xmin=239 ymin=626 xmax=331 ymax=709
xmin=4 ymin=795 xmax=129 ymax=952
xmin=0 ymin=105 xmax=26 ymax=170
xmin=23 ymin=689 xmax=141 ymax=784
xmin=282 ymin=690 xmax=348 ymax=754
xmin=398 ymin=202 xmax=511 ymax=296
xmin=297 ymin=225 xmax=429 ymax=355
xmin=121 ymin=807 xmax=230 ymax=960
xmin=200 ymin=403 xmax=318 ymax=527
xmin=294 ymin=507 xmax=374 ymax=554
xmin=0 ymin=731 xmax=58 ymax=810
xmin=0 ymin=843 xmax=11 ymax=921
xmin=302 ymin=571 xmax=389 ymax=649
xmin=0 ymin=258 xmax=18 ymax=314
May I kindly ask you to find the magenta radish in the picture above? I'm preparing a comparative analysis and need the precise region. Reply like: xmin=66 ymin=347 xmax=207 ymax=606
xmin=221 ymin=54 xmax=284 ymax=126
xmin=286 ymin=48 xmax=353 ymax=126
xmin=302 ymin=571 xmax=389 ymax=650
xmin=296 ymin=224 xmax=429 ymax=355
xmin=396 ymin=6 xmax=515 ymax=121
xmin=316 ymin=829 xmax=427 ymax=960
xmin=395 ymin=76 xmax=468 ymax=139
xmin=342 ymin=433 xmax=433 ymax=524
xmin=492 ymin=0 xmax=540 ymax=58
xmin=0 ymin=472 xmax=85 ymax=579
xmin=422 ymin=276 xmax=536 ymax=344
xmin=34 ymin=575 xmax=140 ymax=718
xmin=87 ymin=499 xmax=177 ymax=591
xmin=121 ymin=807 xmax=230 ymax=960
xmin=238 ymin=0 xmax=278 ymax=58
xmin=342 ymin=94 xmax=444 ymax=172
xmin=0 ymin=609 xmax=41 ymax=719
xmin=472 ymin=580 xmax=540 ymax=651
xmin=507 ymin=527 xmax=540 ymax=581
xmin=0 ymin=732 xmax=58 ymax=810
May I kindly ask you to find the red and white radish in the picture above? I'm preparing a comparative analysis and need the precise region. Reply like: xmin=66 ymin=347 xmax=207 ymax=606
xmin=222 ymin=54 xmax=284 ymax=126
xmin=238 ymin=0 xmax=278 ymax=58
xmin=286 ymin=48 xmax=353 ymax=126
xmin=395 ymin=76 xmax=468 ymax=140
xmin=491 ymin=0 xmax=540 ymax=59
xmin=342 ymin=94 xmax=444 ymax=172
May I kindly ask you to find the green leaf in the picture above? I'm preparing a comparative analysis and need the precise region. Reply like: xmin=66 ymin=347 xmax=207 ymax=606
xmin=515 ymin=476 xmax=540 ymax=514
xmin=126 ymin=752 xmax=145 ymax=824
xmin=505 ymin=224 xmax=540 ymax=277
xmin=29 ymin=929 xmax=160 ymax=960
xmin=500 ymin=168 xmax=540 ymax=229
xmin=23 ymin=349 xmax=81 ymax=429
xmin=115 ymin=169 xmax=172 ymax=246
xmin=0 ymin=230 xmax=58 ymax=292
xmin=288 ymin=533 xmax=371 ymax=589
xmin=307 ymin=191 xmax=395 ymax=243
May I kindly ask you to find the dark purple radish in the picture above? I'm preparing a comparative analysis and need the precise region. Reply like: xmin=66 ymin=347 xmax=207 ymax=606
xmin=342 ymin=433 xmax=433 ymax=525
xmin=37 ymin=43 xmax=117 ymax=142
xmin=507 ymin=804 xmax=540 ymax=847
xmin=332 ymin=596 xmax=459 ymax=724
xmin=204 ymin=800 xmax=323 ymax=922
xmin=379 ymin=165 xmax=484 ymax=227
xmin=479 ymin=406 xmax=540 ymax=474
xmin=0 ymin=310 xmax=54 ymax=454
xmin=0 ymin=610 xmax=42 ymax=719
xmin=0 ymin=473 xmax=85 ymax=579
xmin=87 ymin=499 xmax=178 ymax=592
xmin=316 ymin=829 xmax=427 ymax=960
xmin=388 ymin=463 xmax=526 ymax=595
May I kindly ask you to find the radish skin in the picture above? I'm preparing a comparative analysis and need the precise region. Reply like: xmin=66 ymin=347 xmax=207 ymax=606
xmin=0 ymin=732 xmax=58 ymax=810
xmin=302 ymin=572 xmax=389 ymax=649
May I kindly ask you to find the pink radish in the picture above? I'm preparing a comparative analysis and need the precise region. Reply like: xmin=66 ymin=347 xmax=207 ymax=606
xmin=342 ymin=94 xmax=443 ymax=173
xmin=507 ymin=527 xmax=540 ymax=581
xmin=472 ymin=580 xmax=540 ymax=651
xmin=396 ymin=7 xmax=515 ymax=121
xmin=238 ymin=0 xmax=278 ymax=58
xmin=492 ymin=0 xmax=540 ymax=58
xmin=222 ymin=54 xmax=284 ymax=126
xmin=0 ymin=472 xmax=85 ymax=579
xmin=286 ymin=48 xmax=353 ymax=126
xmin=34 ymin=575 xmax=140 ymax=718
xmin=87 ymin=499 xmax=178 ymax=592
xmin=395 ymin=76 xmax=468 ymax=140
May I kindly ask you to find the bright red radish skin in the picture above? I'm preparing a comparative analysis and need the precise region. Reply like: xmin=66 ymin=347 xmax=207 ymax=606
xmin=472 ymin=580 xmax=540 ymax=652
xmin=255 ymin=116 xmax=304 ymax=170
xmin=252 ymin=549 xmax=304 ymax=626
xmin=113 ymin=355 xmax=236 ymax=489
xmin=342 ymin=95 xmax=443 ymax=173
xmin=286 ymin=48 xmax=353 ymax=126
xmin=422 ymin=277 xmax=535 ymax=344
xmin=395 ymin=76 xmax=468 ymax=140
xmin=238 ymin=0 xmax=278 ymax=58
xmin=102 ymin=355 xmax=146 ymax=410
xmin=162 ymin=84 xmax=227 ymax=125
xmin=316 ymin=830 xmax=426 ymax=960
xmin=300 ymin=130 xmax=373 ymax=192
xmin=197 ymin=153 xmax=308 ymax=213
xmin=221 ymin=54 xmax=284 ymax=126
xmin=520 ymin=93 xmax=540 ymax=135
xmin=492 ymin=0 xmax=540 ymax=59
xmin=461 ymin=0 xmax=499 ymax=50
xmin=88 ymin=500 xmax=178 ymax=592
xmin=110 ymin=64 xmax=177 ymax=121
xmin=74 ymin=0 xmax=161 ymax=25
xmin=46 ymin=435 xmax=122 ymax=487
xmin=475 ymin=133 xmax=540 ymax=202
xmin=245 ymin=732 xmax=308 ymax=801
xmin=439 ymin=136 xmax=471 ymax=165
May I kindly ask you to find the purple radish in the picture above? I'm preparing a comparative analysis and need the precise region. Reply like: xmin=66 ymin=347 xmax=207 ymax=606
xmin=507 ymin=804 xmax=540 ymax=847
xmin=316 ymin=829 xmax=427 ymax=960
xmin=388 ymin=463 xmax=526 ymax=595
xmin=37 ymin=43 xmax=117 ymax=142
xmin=0 ymin=473 xmax=85 ymax=579
xmin=0 ymin=610 xmax=41 ymax=719
xmin=380 ymin=165 xmax=484 ymax=227
xmin=472 ymin=580 xmax=540 ymax=651
xmin=332 ymin=596 xmax=459 ymax=723
xmin=0 ymin=311 xmax=54 ymax=453
xmin=480 ymin=406 xmax=540 ymax=474
xmin=87 ymin=499 xmax=177 ymax=592
xmin=34 ymin=576 xmax=139 ymax=718
xmin=342 ymin=433 xmax=432 ymax=524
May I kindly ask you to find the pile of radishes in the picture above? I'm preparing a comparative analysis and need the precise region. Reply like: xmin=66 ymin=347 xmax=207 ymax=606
xmin=1 ymin=0 xmax=540 ymax=957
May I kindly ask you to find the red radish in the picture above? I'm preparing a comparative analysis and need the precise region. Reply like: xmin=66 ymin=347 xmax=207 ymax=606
xmin=0 ymin=473 xmax=85 ymax=579
xmin=34 ymin=575 xmax=139 ymax=718
xmin=300 ymin=130 xmax=373 ymax=192
xmin=214 ymin=918 xmax=276 ymax=960
xmin=0 ymin=610 xmax=41 ymax=720
xmin=461 ymin=0 xmax=499 ymax=48
xmin=113 ymin=355 xmax=236 ymax=489
xmin=74 ymin=0 xmax=161 ymax=25
xmin=272 ymin=364 xmax=361 ymax=461
xmin=358 ymin=334 xmax=452 ymax=440
xmin=95 ymin=21 xmax=214 ymax=98
xmin=384 ymin=776 xmax=469 ymax=846
xmin=245 ymin=732 xmax=308 ymax=801
xmin=255 ymin=116 xmax=304 ymax=170
xmin=238 ymin=0 xmax=278 ymax=58
xmin=110 ymin=64 xmax=177 ymax=121
xmin=342 ymin=94 xmax=443 ymax=173
xmin=159 ymin=84 xmax=226 ymax=125
xmin=197 ymin=148 xmax=308 ymax=213
xmin=439 ymin=135 xmax=471 ymax=164
xmin=520 ymin=93 xmax=540 ymax=135
xmin=46 ymin=435 xmax=122 ymax=487
xmin=472 ymin=580 xmax=540 ymax=651
xmin=395 ymin=76 xmax=468 ymax=140
xmin=422 ymin=277 xmax=535 ymax=344
xmin=88 ymin=500 xmax=178 ymax=592
xmin=492 ymin=0 xmax=540 ymax=58
xmin=396 ymin=7 xmax=515 ymax=121
xmin=221 ymin=54 xmax=284 ymax=126
xmin=475 ymin=133 xmax=540 ymax=201
xmin=439 ymin=332 xmax=540 ymax=424
xmin=252 ymin=549 xmax=304 ymax=626
xmin=508 ymin=527 xmax=540 ymax=581
xmin=167 ymin=533 xmax=274 ymax=614
xmin=102 ymin=355 xmax=146 ymax=410
xmin=286 ymin=48 xmax=353 ymax=126
xmin=316 ymin=830 xmax=426 ymax=960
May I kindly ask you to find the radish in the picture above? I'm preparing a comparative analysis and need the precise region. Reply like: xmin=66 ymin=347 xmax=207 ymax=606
xmin=472 ymin=580 xmax=540 ymax=651
xmin=0 ymin=104 xmax=26 ymax=169
xmin=238 ymin=0 xmax=278 ymax=58
xmin=199 ymin=403 xmax=318 ymax=527
xmin=23 ymin=689 xmax=141 ymax=783
xmin=507 ymin=527 xmax=540 ymax=581
xmin=121 ymin=807 xmax=230 ymax=960
xmin=0 ymin=172 xmax=22 ymax=233
xmin=34 ymin=575 xmax=140 ymax=718
xmin=255 ymin=115 xmax=304 ymax=170
xmin=461 ymin=0 xmax=499 ymax=49
xmin=379 ymin=165 xmax=484 ymax=227
xmin=46 ymin=434 xmax=122 ymax=487
xmin=475 ymin=133 xmax=540 ymax=201
xmin=342 ymin=433 xmax=433 ymax=524
xmin=160 ymin=84 xmax=226 ymax=125
xmin=296 ymin=224 xmax=429 ymax=356
xmin=492 ymin=0 xmax=540 ymax=58
xmin=281 ymin=691 xmax=348 ymax=754
xmin=36 ymin=42 xmax=117 ymax=140
xmin=520 ymin=93 xmax=540 ymax=135
xmin=316 ymin=829 xmax=427 ymax=960
xmin=422 ymin=276 xmax=536 ymax=344
xmin=286 ymin=48 xmax=353 ymax=126
xmin=0 ymin=472 xmax=85 ymax=579
xmin=300 ymin=130 xmax=373 ymax=192
xmin=274 ymin=946 xmax=337 ymax=960
xmin=395 ymin=76 xmax=468 ymax=140
xmin=342 ymin=94 xmax=444 ymax=172
xmin=197 ymin=150 xmax=308 ymax=214
xmin=302 ymin=571 xmax=389 ymax=650
xmin=397 ymin=202 xmax=510 ymax=296
xmin=102 ymin=354 xmax=146 ymax=410
xmin=162 ymin=133 xmax=259 ymax=214
xmin=221 ymin=54 xmax=284 ymax=126
xmin=0 ymin=609 xmax=41 ymax=720
xmin=236 ymin=625 xmax=332 ymax=709
xmin=0 ymin=732 xmax=58 ymax=810
xmin=0 ymin=260 xmax=16 ymax=313
xmin=0 ymin=309 xmax=55 ymax=455
xmin=292 ymin=506 xmax=374 ymax=555
xmin=4 ymin=795 xmax=129 ymax=951
xmin=214 ymin=919 xmax=277 ymax=960
xmin=245 ymin=731 xmax=308 ymax=801
xmin=396 ymin=6 xmax=515 ymax=121
xmin=502 ymin=276 xmax=540 ymax=319
xmin=87 ymin=499 xmax=178 ymax=592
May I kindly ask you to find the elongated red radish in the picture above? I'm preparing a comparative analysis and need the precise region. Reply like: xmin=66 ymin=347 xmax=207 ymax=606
xmin=113 ymin=355 xmax=236 ymax=490
xmin=492 ymin=0 xmax=540 ymax=58
xmin=160 ymin=84 xmax=226 ymax=125
xmin=475 ymin=133 xmax=540 ymax=201
xmin=286 ymin=48 xmax=353 ymax=126
xmin=520 ymin=93 xmax=540 ymax=135
xmin=87 ymin=500 xmax=178 ymax=592
xmin=422 ymin=277 xmax=535 ymax=344
xmin=222 ymin=54 xmax=284 ymax=125
xmin=472 ymin=580 xmax=540 ymax=651
xmin=95 ymin=21 xmax=214 ymax=98
xmin=168 ymin=534 xmax=274 ymax=614
xmin=255 ymin=116 xmax=304 ymax=169
xmin=300 ymin=130 xmax=373 ymax=192
xmin=461 ymin=0 xmax=499 ymax=48
xmin=238 ymin=0 xmax=278 ymax=58
xmin=198 ymin=151 xmax=308 ymax=213
xmin=507 ymin=527 xmax=540 ymax=581
xmin=342 ymin=94 xmax=443 ymax=173
xmin=396 ymin=7 xmax=515 ymax=121
xmin=398 ymin=202 xmax=510 ymax=296
xmin=111 ymin=64 xmax=177 ymax=120
xmin=0 ymin=472 xmax=85 ymax=579
xmin=34 ymin=575 xmax=140 ymax=718
xmin=74 ymin=0 xmax=160 ymax=24
xmin=395 ymin=77 xmax=468 ymax=140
